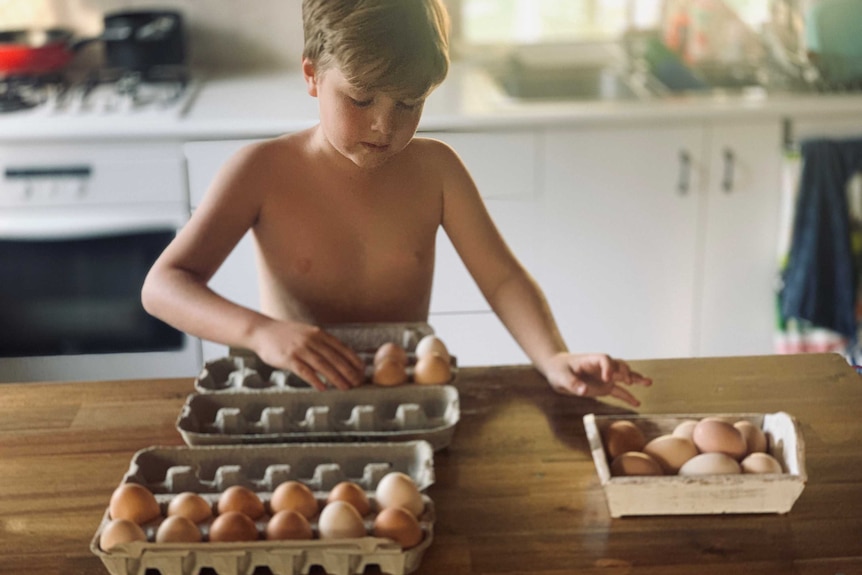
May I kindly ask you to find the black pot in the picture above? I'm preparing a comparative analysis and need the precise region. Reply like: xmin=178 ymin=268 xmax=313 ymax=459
xmin=101 ymin=9 xmax=186 ymax=73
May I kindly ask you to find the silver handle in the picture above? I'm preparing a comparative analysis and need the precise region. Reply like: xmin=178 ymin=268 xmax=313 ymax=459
xmin=722 ymin=148 xmax=735 ymax=193
xmin=0 ymin=207 xmax=185 ymax=240
xmin=678 ymin=150 xmax=691 ymax=195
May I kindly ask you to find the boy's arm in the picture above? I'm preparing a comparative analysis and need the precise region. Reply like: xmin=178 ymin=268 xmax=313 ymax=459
xmin=432 ymin=140 xmax=651 ymax=405
xmin=141 ymin=142 xmax=363 ymax=390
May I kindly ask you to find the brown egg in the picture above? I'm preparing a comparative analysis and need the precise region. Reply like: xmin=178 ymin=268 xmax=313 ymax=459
xmin=374 ymin=472 xmax=424 ymax=517
xmin=155 ymin=515 xmax=202 ymax=543
xmin=217 ymin=485 xmax=265 ymax=520
xmin=609 ymin=451 xmax=664 ymax=476
xmin=265 ymin=509 xmax=314 ymax=540
xmin=373 ymin=506 xmax=424 ymax=549
xmin=109 ymin=483 xmax=161 ymax=525
xmin=372 ymin=357 xmax=408 ymax=386
xmin=166 ymin=492 xmax=212 ymax=524
xmin=604 ymin=420 xmax=647 ymax=459
xmin=270 ymin=481 xmax=319 ymax=520
xmin=740 ymin=452 xmax=784 ymax=474
xmin=208 ymin=510 xmax=259 ymax=542
xmin=692 ymin=417 xmax=747 ymax=460
xmin=317 ymin=500 xmax=367 ymax=540
xmin=413 ymin=353 xmax=451 ymax=385
xmin=374 ymin=342 xmax=408 ymax=367
xmin=643 ymin=434 xmax=699 ymax=474
xmin=99 ymin=518 xmax=148 ymax=551
xmin=678 ymin=452 xmax=742 ymax=475
xmin=415 ymin=335 xmax=450 ymax=361
xmin=326 ymin=481 xmax=371 ymax=516
xmin=734 ymin=420 xmax=768 ymax=454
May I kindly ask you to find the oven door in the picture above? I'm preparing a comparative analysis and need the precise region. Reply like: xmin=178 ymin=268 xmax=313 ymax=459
xmin=0 ymin=206 xmax=201 ymax=383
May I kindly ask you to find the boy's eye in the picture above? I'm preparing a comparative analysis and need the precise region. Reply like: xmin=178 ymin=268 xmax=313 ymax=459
xmin=349 ymin=97 xmax=373 ymax=108
xmin=397 ymin=100 xmax=422 ymax=111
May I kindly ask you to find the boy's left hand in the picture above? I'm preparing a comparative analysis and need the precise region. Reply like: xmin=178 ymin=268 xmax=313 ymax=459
xmin=542 ymin=352 xmax=652 ymax=407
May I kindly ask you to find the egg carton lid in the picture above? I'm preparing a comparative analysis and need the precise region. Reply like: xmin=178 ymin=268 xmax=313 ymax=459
xmin=90 ymin=441 xmax=436 ymax=575
xmin=584 ymin=412 xmax=808 ymax=517
xmin=177 ymin=385 xmax=459 ymax=451
xmin=116 ymin=440 xmax=435 ymax=494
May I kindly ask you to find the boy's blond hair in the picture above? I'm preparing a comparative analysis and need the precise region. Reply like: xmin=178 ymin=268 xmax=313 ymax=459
xmin=302 ymin=0 xmax=449 ymax=101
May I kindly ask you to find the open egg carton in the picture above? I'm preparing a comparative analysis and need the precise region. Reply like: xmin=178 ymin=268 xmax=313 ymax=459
xmin=194 ymin=322 xmax=455 ymax=394
xmin=180 ymin=322 xmax=460 ymax=451
xmin=583 ymin=412 xmax=807 ymax=517
xmin=177 ymin=384 xmax=459 ymax=451
xmin=90 ymin=441 xmax=436 ymax=575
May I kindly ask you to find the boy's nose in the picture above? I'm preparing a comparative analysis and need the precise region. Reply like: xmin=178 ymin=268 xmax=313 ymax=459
xmin=370 ymin=107 xmax=395 ymax=135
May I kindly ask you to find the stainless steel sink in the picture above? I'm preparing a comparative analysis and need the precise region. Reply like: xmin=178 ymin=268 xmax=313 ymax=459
xmin=493 ymin=63 xmax=651 ymax=102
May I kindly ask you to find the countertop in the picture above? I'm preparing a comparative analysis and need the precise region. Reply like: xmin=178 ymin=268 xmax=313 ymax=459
xmin=1 ymin=353 xmax=861 ymax=574
xmin=3 ymin=64 xmax=862 ymax=143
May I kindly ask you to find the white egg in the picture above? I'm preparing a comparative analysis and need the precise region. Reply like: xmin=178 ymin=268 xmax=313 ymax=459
xmin=414 ymin=335 xmax=450 ymax=361
xmin=375 ymin=472 xmax=424 ymax=518
xmin=317 ymin=500 xmax=366 ymax=539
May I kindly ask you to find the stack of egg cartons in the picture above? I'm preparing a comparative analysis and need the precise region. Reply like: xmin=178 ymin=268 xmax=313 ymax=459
xmin=91 ymin=322 xmax=459 ymax=575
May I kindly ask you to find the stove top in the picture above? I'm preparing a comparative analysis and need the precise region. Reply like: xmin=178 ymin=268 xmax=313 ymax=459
xmin=0 ymin=66 xmax=199 ymax=118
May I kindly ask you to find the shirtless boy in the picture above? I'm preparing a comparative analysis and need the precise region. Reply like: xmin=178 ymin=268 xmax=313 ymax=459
xmin=141 ymin=0 xmax=651 ymax=405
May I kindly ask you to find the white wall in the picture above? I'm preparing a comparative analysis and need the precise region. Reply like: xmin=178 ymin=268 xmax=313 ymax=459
xmin=0 ymin=0 xmax=305 ymax=72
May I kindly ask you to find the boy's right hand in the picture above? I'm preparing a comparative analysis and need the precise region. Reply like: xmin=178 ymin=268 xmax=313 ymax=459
xmin=252 ymin=320 xmax=365 ymax=391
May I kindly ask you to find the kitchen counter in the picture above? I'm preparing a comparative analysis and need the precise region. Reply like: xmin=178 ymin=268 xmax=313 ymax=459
xmin=3 ymin=64 xmax=862 ymax=143
xmin=1 ymin=353 xmax=861 ymax=574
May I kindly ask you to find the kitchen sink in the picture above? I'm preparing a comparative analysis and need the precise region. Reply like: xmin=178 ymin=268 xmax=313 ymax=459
xmin=493 ymin=62 xmax=653 ymax=102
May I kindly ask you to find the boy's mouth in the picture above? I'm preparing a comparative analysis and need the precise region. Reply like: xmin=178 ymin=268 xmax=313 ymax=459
xmin=361 ymin=142 xmax=390 ymax=152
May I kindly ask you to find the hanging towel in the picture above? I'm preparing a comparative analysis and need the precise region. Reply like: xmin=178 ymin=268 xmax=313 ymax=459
xmin=780 ymin=137 xmax=862 ymax=341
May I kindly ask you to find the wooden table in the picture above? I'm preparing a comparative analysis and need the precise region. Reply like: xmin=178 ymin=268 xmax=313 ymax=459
xmin=1 ymin=353 xmax=861 ymax=575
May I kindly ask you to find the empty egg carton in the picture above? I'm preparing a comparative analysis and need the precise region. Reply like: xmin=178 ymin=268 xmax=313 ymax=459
xmin=90 ymin=441 xmax=436 ymax=575
xmin=177 ymin=385 xmax=459 ymax=451
xmin=194 ymin=322 xmax=451 ymax=393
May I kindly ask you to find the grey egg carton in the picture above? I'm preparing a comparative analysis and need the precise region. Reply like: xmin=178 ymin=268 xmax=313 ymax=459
xmin=194 ymin=322 xmax=454 ymax=393
xmin=177 ymin=385 xmax=460 ymax=451
xmin=90 ymin=441 xmax=435 ymax=575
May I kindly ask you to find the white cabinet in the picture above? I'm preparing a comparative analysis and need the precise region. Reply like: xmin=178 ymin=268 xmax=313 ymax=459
xmin=538 ymin=119 xmax=783 ymax=360
xmin=696 ymin=121 xmax=783 ymax=356
xmin=538 ymin=123 xmax=703 ymax=360
xmin=423 ymin=130 xmax=538 ymax=366
xmin=184 ymin=139 xmax=259 ymax=361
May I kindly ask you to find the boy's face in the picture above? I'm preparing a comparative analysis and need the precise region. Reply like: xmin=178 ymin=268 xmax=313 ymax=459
xmin=304 ymin=59 xmax=426 ymax=170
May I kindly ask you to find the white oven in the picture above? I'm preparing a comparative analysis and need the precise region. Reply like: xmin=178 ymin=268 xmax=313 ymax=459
xmin=0 ymin=142 xmax=201 ymax=383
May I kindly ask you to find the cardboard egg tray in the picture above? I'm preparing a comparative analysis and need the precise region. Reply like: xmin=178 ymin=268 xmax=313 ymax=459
xmin=90 ymin=441 xmax=436 ymax=575
xmin=195 ymin=322 xmax=452 ymax=394
xmin=583 ymin=411 xmax=807 ymax=517
xmin=177 ymin=384 xmax=460 ymax=451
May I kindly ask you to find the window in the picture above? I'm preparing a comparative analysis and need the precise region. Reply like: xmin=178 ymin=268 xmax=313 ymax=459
xmin=460 ymin=0 xmax=660 ymax=44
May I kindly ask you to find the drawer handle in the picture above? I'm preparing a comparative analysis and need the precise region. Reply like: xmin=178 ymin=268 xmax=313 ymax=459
xmin=722 ymin=148 xmax=735 ymax=193
xmin=678 ymin=150 xmax=691 ymax=195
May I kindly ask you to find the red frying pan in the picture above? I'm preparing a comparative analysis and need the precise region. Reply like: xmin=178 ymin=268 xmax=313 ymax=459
xmin=0 ymin=28 xmax=84 ymax=76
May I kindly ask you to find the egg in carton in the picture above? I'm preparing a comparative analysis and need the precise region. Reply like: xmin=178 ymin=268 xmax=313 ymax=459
xmin=90 ymin=441 xmax=436 ymax=575
xmin=194 ymin=322 xmax=456 ymax=393
xmin=177 ymin=384 xmax=460 ymax=451
xmin=583 ymin=412 xmax=807 ymax=517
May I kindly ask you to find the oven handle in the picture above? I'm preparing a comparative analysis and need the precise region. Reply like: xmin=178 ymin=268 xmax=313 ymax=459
xmin=0 ymin=207 xmax=187 ymax=240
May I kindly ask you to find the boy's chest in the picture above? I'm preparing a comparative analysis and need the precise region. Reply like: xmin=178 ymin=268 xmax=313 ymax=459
xmin=257 ymin=181 xmax=441 ymax=281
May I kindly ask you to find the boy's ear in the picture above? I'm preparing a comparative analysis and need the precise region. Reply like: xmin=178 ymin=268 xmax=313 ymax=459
xmin=302 ymin=58 xmax=319 ymax=97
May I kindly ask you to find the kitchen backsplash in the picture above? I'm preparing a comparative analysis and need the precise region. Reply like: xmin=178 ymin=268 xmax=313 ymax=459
xmin=0 ymin=0 xmax=305 ymax=71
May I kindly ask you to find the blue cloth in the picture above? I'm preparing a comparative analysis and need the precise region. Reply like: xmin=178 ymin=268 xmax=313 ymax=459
xmin=780 ymin=137 xmax=862 ymax=341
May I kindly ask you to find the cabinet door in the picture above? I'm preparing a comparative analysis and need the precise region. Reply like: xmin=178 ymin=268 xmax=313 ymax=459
xmin=697 ymin=120 xmax=793 ymax=356
xmin=422 ymin=130 xmax=538 ymax=366
xmin=184 ymin=140 xmax=261 ymax=361
xmin=539 ymin=124 xmax=703 ymax=360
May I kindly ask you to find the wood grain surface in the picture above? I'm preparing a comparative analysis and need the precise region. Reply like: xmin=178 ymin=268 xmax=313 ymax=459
xmin=1 ymin=353 xmax=861 ymax=575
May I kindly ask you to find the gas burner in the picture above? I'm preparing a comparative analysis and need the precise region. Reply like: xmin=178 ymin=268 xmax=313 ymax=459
xmin=0 ymin=75 xmax=58 ymax=113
